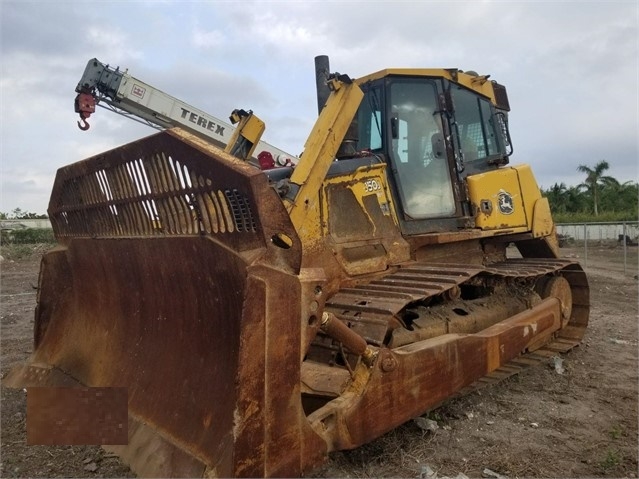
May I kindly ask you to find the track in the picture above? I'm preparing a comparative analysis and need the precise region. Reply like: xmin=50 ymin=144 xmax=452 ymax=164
xmin=455 ymin=259 xmax=589 ymax=398
xmin=310 ymin=258 xmax=589 ymax=390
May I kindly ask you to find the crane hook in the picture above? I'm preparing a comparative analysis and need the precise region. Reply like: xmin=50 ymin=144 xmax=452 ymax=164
xmin=74 ymin=92 xmax=96 ymax=131
xmin=77 ymin=118 xmax=90 ymax=131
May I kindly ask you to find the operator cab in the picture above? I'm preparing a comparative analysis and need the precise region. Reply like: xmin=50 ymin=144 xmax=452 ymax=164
xmin=353 ymin=70 xmax=512 ymax=234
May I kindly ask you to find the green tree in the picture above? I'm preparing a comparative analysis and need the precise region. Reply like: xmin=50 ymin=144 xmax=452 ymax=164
xmin=600 ymin=180 xmax=639 ymax=216
xmin=544 ymin=182 xmax=567 ymax=213
xmin=8 ymin=208 xmax=48 ymax=219
xmin=542 ymin=182 xmax=589 ymax=214
xmin=577 ymin=160 xmax=618 ymax=216
xmin=565 ymin=185 xmax=589 ymax=212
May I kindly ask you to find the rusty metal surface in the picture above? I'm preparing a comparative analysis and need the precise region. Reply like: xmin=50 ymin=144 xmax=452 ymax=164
xmin=6 ymin=129 xmax=329 ymax=478
xmin=26 ymin=387 xmax=128 ymax=445
xmin=326 ymin=265 xmax=482 ymax=339
xmin=47 ymin=129 xmax=302 ymax=265
xmin=305 ymin=258 xmax=589 ymax=452
xmin=309 ymin=298 xmax=563 ymax=451
xmin=309 ymin=259 xmax=581 ymax=365
xmin=451 ymin=263 xmax=589 ymax=401
xmin=389 ymin=289 xmax=537 ymax=348
xmin=28 ymin=238 xmax=246 ymax=475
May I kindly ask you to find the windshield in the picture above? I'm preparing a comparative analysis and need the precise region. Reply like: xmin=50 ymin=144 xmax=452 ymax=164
xmin=389 ymin=80 xmax=455 ymax=218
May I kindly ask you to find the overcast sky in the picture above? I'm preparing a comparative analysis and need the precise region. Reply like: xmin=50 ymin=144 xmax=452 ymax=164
xmin=1 ymin=0 xmax=637 ymax=215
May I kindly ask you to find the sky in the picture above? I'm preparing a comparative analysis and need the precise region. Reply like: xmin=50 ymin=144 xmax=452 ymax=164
xmin=1 ymin=0 xmax=637 ymax=215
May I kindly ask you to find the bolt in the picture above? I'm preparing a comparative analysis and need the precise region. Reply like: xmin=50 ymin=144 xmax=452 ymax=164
xmin=381 ymin=355 xmax=397 ymax=372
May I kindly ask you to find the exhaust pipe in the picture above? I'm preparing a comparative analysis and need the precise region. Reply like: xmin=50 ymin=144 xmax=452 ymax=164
xmin=314 ymin=54 xmax=359 ymax=159
xmin=314 ymin=55 xmax=331 ymax=115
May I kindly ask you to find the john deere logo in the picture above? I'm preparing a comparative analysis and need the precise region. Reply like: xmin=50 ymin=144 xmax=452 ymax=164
xmin=498 ymin=191 xmax=514 ymax=215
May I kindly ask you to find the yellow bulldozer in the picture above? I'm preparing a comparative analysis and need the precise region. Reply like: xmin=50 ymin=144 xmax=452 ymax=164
xmin=6 ymin=56 xmax=589 ymax=477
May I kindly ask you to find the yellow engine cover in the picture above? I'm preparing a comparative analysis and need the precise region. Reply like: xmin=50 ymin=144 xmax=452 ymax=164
xmin=467 ymin=165 xmax=541 ymax=231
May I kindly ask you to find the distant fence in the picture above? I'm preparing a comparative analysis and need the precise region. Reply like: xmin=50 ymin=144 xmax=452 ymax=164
xmin=0 ymin=219 xmax=54 ymax=245
xmin=556 ymin=222 xmax=639 ymax=242
xmin=1 ymin=219 xmax=52 ymax=230
xmin=556 ymin=221 xmax=638 ymax=276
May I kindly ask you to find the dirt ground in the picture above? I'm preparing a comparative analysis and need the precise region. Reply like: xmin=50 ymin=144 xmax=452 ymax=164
xmin=1 ymin=243 xmax=637 ymax=478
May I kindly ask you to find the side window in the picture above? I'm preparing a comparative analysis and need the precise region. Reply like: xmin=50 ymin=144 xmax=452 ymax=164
xmin=480 ymin=100 xmax=500 ymax=156
xmin=369 ymin=111 xmax=383 ymax=150
xmin=357 ymin=87 xmax=384 ymax=151
xmin=451 ymin=87 xmax=502 ymax=162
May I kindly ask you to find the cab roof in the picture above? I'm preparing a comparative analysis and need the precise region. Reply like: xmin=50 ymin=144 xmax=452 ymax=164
xmin=355 ymin=68 xmax=501 ymax=106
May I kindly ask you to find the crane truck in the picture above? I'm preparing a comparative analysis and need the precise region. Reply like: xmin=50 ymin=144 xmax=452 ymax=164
xmin=6 ymin=55 xmax=589 ymax=478
xmin=74 ymin=58 xmax=298 ymax=167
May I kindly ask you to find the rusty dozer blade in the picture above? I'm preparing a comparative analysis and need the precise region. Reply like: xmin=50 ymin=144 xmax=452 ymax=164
xmin=4 ymin=128 xmax=326 ymax=477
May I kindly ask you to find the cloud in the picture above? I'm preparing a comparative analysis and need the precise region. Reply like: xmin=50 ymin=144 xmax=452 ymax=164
xmin=1 ymin=2 xmax=82 ymax=56
xmin=0 ymin=1 xmax=637 ymax=215
xmin=1 ymin=173 xmax=55 ymax=214
xmin=192 ymin=28 xmax=227 ymax=49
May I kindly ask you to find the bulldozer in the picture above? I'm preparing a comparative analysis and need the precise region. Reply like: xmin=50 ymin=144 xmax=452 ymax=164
xmin=5 ymin=56 xmax=589 ymax=477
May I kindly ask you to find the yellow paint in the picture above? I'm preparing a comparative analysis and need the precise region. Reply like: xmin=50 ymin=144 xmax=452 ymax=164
xmin=513 ymin=164 xmax=543 ymax=230
xmin=467 ymin=164 xmax=549 ymax=234
xmin=224 ymin=110 xmax=265 ymax=160
xmin=356 ymin=68 xmax=499 ymax=105
xmin=294 ymin=195 xmax=323 ymax=252
xmin=297 ymin=163 xmax=399 ymax=258
xmin=319 ymin=163 xmax=399 ymax=238
xmin=295 ymin=162 xmax=399 ymax=250
xmin=467 ymin=168 xmax=528 ymax=229
xmin=531 ymin=197 xmax=554 ymax=238
xmin=285 ymin=78 xmax=364 ymax=235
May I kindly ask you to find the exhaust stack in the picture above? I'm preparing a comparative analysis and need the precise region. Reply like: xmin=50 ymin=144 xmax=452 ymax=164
xmin=314 ymin=55 xmax=331 ymax=115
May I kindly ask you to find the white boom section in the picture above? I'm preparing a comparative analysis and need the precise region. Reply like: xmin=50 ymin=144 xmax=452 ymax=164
xmin=76 ymin=58 xmax=298 ymax=165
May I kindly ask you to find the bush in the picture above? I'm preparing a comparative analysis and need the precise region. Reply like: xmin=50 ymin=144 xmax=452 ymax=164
xmin=553 ymin=211 xmax=639 ymax=223
xmin=0 ymin=228 xmax=55 ymax=245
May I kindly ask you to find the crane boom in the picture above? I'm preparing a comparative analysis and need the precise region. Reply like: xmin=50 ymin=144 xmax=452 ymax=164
xmin=74 ymin=58 xmax=297 ymax=165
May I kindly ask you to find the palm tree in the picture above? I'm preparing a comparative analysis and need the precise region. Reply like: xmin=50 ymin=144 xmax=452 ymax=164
xmin=544 ymin=182 xmax=568 ymax=213
xmin=577 ymin=160 xmax=618 ymax=216
xmin=600 ymin=180 xmax=639 ymax=214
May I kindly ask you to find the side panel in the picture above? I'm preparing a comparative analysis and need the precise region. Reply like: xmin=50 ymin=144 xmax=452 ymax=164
xmin=467 ymin=166 xmax=536 ymax=230
xmin=320 ymin=163 xmax=409 ymax=276
xmin=515 ymin=164 xmax=545 ymax=231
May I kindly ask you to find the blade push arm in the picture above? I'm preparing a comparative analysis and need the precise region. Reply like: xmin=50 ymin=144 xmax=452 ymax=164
xmin=284 ymin=76 xmax=364 ymax=230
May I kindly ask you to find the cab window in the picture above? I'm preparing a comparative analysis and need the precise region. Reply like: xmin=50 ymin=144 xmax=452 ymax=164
xmin=388 ymin=80 xmax=455 ymax=218
xmin=450 ymin=86 xmax=502 ymax=163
